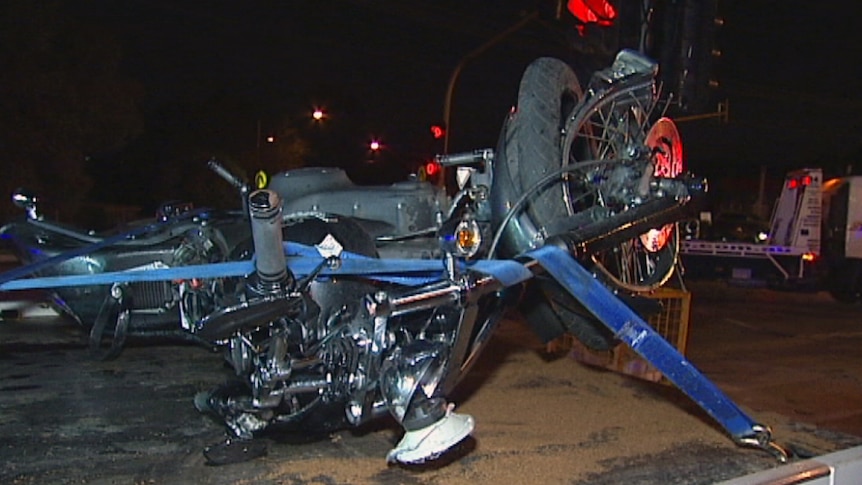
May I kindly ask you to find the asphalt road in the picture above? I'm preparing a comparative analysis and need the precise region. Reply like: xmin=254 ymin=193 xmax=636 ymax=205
xmin=0 ymin=281 xmax=860 ymax=484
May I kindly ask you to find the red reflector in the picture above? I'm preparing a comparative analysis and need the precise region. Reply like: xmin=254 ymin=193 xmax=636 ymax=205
xmin=425 ymin=161 xmax=440 ymax=176
xmin=801 ymin=175 xmax=812 ymax=186
xmin=567 ymin=0 xmax=617 ymax=25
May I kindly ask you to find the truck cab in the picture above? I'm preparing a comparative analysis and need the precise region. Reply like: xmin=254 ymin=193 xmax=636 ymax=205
xmin=821 ymin=175 xmax=862 ymax=302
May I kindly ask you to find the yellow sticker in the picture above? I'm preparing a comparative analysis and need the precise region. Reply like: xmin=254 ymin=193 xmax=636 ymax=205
xmin=417 ymin=166 xmax=427 ymax=182
xmin=255 ymin=171 xmax=268 ymax=189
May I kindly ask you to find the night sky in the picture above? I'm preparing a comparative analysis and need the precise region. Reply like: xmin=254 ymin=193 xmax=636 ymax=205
xmin=81 ymin=1 xmax=568 ymax=168
xmin=7 ymin=0 xmax=862 ymax=214
xmin=681 ymin=1 xmax=862 ymax=181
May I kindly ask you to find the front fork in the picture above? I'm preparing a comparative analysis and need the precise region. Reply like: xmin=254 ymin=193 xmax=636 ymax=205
xmin=359 ymin=258 xmax=498 ymax=428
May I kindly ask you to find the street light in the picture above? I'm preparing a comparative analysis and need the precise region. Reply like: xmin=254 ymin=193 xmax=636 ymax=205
xmin=257 ymin=106 xmax=328 ymax=164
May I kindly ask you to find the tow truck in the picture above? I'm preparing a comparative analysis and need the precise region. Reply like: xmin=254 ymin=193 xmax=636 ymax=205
xmin=681 ymin=168 xmax=862 ymax=302
xmin=681 ymin=168 xmax=822 ymax=289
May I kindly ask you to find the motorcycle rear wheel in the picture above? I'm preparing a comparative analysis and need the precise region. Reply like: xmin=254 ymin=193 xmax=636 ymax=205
xmin=506 ymin=57 xmax=680 ymax=290
xmin=558 ymin=80 xmax=681 ymax=292
xmin=506 ymin=57 xmax=681 ymax=350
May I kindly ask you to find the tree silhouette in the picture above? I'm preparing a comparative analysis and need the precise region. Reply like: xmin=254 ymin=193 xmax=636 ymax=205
xmin=0 ymin=1 xmax=144 ymax=223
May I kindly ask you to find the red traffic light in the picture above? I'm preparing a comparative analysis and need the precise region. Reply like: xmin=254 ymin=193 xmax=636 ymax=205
xmin=425 ymin=160 xmax=440 ymax=177
xmin=567 ymin=0 xmax=617 ymax=27
xmin=430 ymin=124 xmax=445 ymax=139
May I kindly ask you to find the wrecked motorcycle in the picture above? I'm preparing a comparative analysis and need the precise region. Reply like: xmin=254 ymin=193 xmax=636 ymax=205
xmin=0 ymin=50 xmax=787 ymax=465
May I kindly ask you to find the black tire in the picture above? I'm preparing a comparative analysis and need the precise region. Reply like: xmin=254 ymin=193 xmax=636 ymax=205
xmin=501 ymin=58 xmax=616 ymax=351
xmin=521 ymin=277 xmax=617 ymax=351
xmin=827 ymin=260 xmax=862 ymax=303
xmin=505 ymin=57 xmax=583 ymax=227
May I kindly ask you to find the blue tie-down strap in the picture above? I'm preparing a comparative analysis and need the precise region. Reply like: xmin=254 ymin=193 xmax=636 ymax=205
xmin=0 ymin=260 xmax=257 ymax=291
xmin=526 ymin=244 xmax=773 ymax=448
xmin=0 ymin=208 xmax=210 ymax=287
xmin=0 ymin=236 xmax=783 ymax=457
xmin=0 ymin=242 xmax=533 ymax=291
xmin=282 ymin=242 xmax=532 ymax=287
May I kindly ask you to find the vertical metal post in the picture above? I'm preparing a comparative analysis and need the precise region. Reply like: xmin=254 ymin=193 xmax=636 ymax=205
xmin=442 ymin=12 xmax=538 ymax=156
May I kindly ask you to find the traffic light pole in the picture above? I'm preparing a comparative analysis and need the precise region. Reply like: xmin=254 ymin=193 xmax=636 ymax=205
xmin=442 ymin=11 xmax=539 ymax=156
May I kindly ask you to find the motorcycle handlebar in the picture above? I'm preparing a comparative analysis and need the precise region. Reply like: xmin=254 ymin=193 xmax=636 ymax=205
xmin=207 ymin=159 xmax=247 ymax=191
xmin=435 ymin=149 xmax=493 ymax=167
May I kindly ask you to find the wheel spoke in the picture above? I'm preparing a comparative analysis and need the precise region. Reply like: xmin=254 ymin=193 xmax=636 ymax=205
xmin=562 ymin=82 xmax=679 ymax=292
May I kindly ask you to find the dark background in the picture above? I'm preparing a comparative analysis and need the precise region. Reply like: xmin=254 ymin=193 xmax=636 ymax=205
xmin=1 ymin=0 xmax=860 ymax=226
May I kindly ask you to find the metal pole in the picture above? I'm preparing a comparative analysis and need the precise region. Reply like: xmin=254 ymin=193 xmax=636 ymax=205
xmin=256 ymin=119 xmax=262 ymax=166
xmin=442 ymin=11 xmax=539 ymax=155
